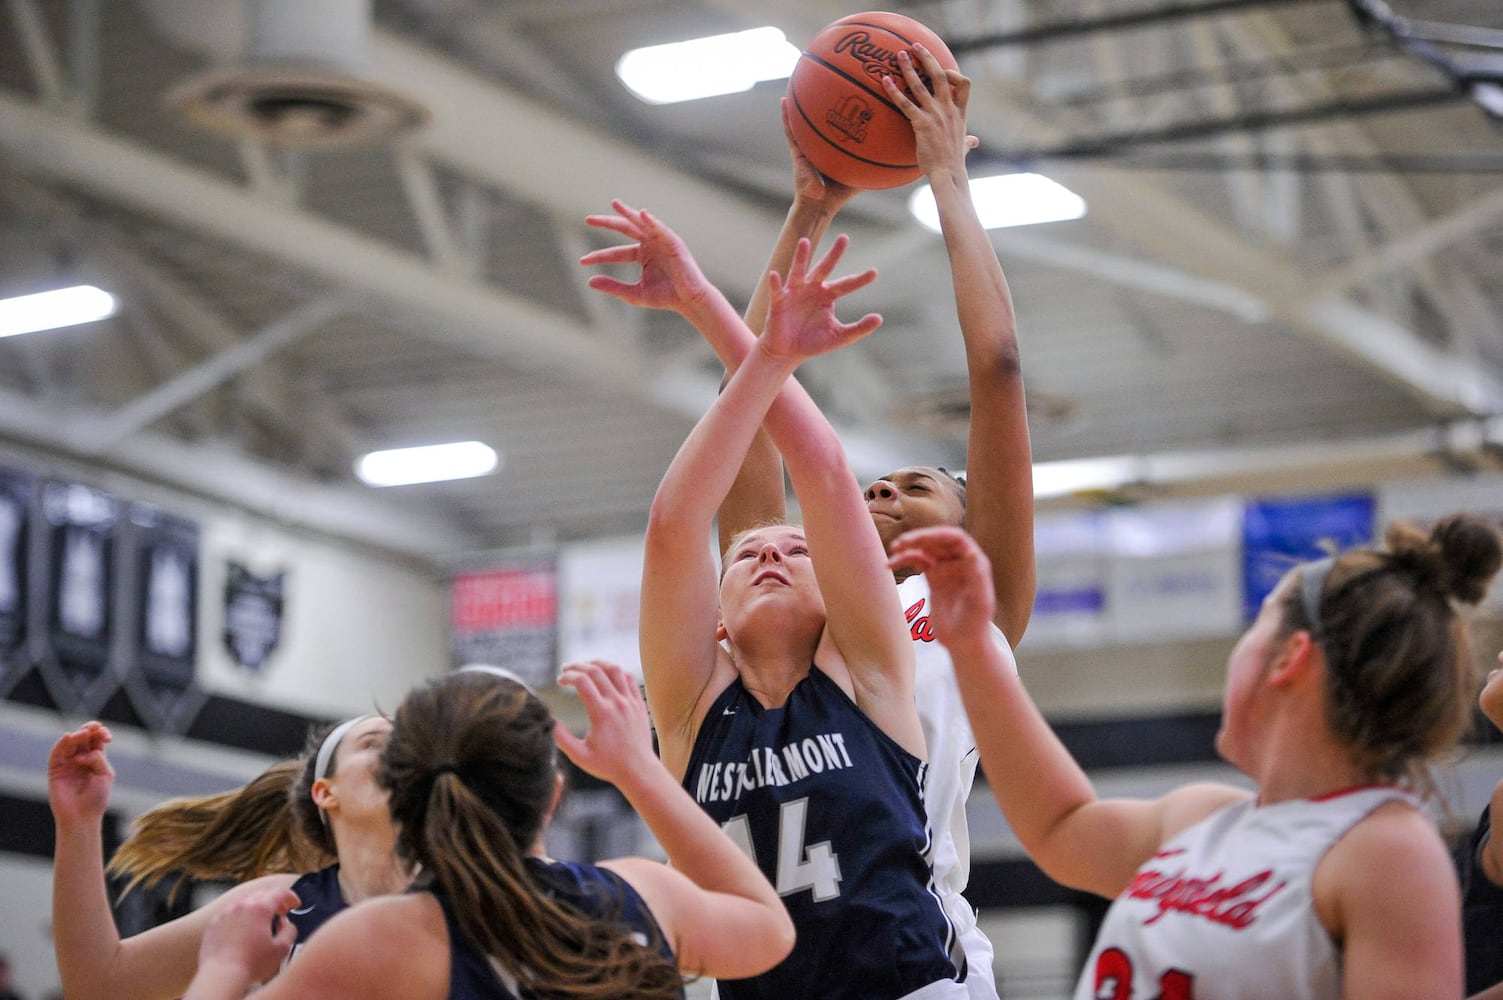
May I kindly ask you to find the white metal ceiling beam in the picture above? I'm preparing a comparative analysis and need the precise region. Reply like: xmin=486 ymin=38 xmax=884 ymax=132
xmin=365 ymin=29 xmax=802 ymax=298
xmin=0 ymin=89 xmax=655 ymax=393
xmin=84 ymin=297 xmax=348 ymax=453
xmin=7 ymin=0 xmax=65 ymax=106
xmin=0 ymin=388 xmax=482 ymax=559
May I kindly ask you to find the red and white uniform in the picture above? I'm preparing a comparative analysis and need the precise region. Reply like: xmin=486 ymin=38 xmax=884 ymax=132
xmin=1074 ymin=786 xmax=1415 ymax=1000
xmin=902 ymin=573 xmax=1014 ymax=1000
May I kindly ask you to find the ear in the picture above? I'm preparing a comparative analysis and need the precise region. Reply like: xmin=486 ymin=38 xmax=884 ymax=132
xmin=311 ymin=776 xmax=336 ymax=815
xmin=715 ymin=618 xmax=729 ymax=645
xmin=1267 ymin=629 xmax=1322 ymax=689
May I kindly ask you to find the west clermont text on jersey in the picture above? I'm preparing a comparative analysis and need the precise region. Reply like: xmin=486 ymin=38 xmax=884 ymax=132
xmin=693 ymin=731 xmax=854 ymax=803
xmin=684 ymin=664 xmax=965 ymax=1000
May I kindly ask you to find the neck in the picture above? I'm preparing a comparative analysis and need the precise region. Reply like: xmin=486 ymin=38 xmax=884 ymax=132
xmin=1251 ymin=711 xmax=1378 ymax=806
xmin=331 ymin=825 xmax=414 ymax=903
xmin=731 ymin=652 xmax=809 ymax=709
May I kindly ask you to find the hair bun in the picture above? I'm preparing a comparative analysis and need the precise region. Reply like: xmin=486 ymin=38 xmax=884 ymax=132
xmin=1417 ymin=513 xmax=1503 ymax=605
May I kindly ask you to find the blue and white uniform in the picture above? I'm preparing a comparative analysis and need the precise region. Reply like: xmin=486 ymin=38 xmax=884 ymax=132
xmin=686 ymin=665 xmax=965 ymax=1000
xmin=901 ymin=573 xmax=1012 ymax=1000
xmin=1074 ymin=786 xmax=1414 ymax=1000
xmin=1457 ymin=804 xmax=1503 ymax=996
xmin=284 ymin=864 xmax=346 ymax=966
xmin=442 ymin=857 xmax=682 ymax=1000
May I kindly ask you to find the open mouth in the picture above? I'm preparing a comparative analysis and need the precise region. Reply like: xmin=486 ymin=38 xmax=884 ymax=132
xmin=753 ymin=570 xmax=789 ymax=586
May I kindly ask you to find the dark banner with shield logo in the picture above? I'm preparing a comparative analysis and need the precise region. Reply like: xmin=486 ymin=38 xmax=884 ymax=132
xmin=0 ymin=465 xmax=31 ymax=660
xmin=224 ymin=562 xmax=284 ymax=673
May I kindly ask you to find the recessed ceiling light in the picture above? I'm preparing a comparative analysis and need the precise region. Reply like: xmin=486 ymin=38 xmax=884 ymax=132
xmin=356 ymin=441 xmax=499 ymax=487
xmin=0 ymin=284 xmax=117 ymax=338
xmin=616 ymin=27 xmax=800 ymax=105
xmin=909 ymin=173 xmax=1087 ymax=232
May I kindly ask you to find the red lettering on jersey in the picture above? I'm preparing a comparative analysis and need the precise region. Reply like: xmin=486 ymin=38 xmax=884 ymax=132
xmin=1125 ymin=865 xmax=1287 ymax=930
xmin=903 ymin=599 xmax=935 ymax=642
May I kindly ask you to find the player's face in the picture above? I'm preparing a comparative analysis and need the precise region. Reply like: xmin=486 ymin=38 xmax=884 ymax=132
xmin=324 ymin=716 xmax=393 ymax=825
xmin=1215 ymin=574 xmax=1293 ymax=773
xmin=719 ymin=525 xmax=825 ymax=642
xmin=1481 ymin=649 xmax=1503 ymax=730
xmin=863 ymin=467 xmax=964 ymax=554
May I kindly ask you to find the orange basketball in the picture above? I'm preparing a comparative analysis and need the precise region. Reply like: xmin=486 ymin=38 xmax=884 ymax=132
xmin=786 ymin=11 xmax=959 ymax=190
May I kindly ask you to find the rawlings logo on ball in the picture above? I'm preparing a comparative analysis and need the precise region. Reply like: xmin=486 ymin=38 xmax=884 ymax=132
xmin=832 ymin=30 xmax=936 ymax=93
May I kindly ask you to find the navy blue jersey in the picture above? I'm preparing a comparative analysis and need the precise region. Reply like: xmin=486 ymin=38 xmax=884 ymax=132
xmin=684 ymin=666 xmax=962 ymax=1000
xmin=284 ymin=865 xmax=346 ymax=966
xmin=441 ymin=857 xmax=683 ymax=1000
xmin=1458 ymin=806 xmax=1503 ymax=996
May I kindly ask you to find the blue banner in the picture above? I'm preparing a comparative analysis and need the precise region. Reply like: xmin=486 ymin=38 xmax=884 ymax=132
xmin=1241 ymin=493 xmax=1375 ymax=621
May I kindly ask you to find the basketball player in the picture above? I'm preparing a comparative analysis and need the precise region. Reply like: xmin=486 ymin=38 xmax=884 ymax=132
xmin=718 ymin=44 xmax=1032 ymax=1000
xmin=583 ymin=208 xmax=966 ymax=999
xmin=1460 ymin=647 xmax=1503 ymax=1000
xmin=48 ymin=714 xmax=412 ymax=1000
xmin=890 ymin=516 xmax=1503 ymax=1000
xmin=179 ymin=660 xmax=794 ymax=999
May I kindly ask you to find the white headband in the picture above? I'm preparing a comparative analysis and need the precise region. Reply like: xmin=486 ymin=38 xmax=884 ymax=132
xmin=313 ymin=714 xmax=374 ymax=794
xmin=457 ymin=663 xmax=535 ymax=693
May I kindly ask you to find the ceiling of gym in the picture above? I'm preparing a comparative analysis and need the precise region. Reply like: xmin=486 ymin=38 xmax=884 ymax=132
xmin=1 ymin=0 xmax=1500 ymax=565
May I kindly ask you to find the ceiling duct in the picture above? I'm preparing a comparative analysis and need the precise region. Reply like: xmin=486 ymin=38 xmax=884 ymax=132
xmin=164 ymin=0 xmax=428 ymax=147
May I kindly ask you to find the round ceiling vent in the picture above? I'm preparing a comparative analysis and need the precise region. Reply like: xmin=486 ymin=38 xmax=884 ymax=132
xmin=166 ymin=64 xmax=428 ymax=147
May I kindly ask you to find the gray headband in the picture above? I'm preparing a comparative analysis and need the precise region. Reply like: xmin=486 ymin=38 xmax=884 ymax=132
xmin=1300 ymin=556 xmax=1336 ymax=647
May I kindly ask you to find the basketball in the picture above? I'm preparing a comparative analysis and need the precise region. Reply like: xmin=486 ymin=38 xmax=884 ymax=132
xmin=786 ymin=11 xmax=959 ymax=190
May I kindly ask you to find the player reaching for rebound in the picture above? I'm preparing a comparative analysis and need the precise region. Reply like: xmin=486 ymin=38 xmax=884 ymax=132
xmin=890 ymin=516 xmax=1502 ymax=1000
xmin=717 ymin=43 xmax=1033 ymax=999
xmin=583 ymin=206 xmax=967 ymax=999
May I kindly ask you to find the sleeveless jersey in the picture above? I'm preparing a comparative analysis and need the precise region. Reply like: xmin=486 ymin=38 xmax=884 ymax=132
xmin=441 ymin=857 xmax=682 ymax=1000
xmin=1457 ymin=805 xmax=1503 ymax=995
xmin=1073 ymin=786 xmax=1414 ymax=1000
xmin=901 ymin=573 xmax=1013 ymax=1000
xmin=284 ymin=865 xmax=346 ymax=967
xmin=684 ymin=665 xmax=965 ymax=1000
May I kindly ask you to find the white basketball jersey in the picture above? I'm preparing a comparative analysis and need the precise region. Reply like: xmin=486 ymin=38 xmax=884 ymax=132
xmin=900 ymin=573 xmax=1014 ymax=1000
xmin=1073 ymin=786 xmax=1415 ymax=1000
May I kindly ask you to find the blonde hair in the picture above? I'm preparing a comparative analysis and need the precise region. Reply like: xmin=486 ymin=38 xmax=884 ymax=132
xmin=107 ymin=722 xmax=344 ymax=899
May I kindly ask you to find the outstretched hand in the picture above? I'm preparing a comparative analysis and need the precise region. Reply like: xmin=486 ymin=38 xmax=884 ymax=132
xmin=888 ymin=526 xmax=997 ymax=647
xmin=196 ymin=884 xmax=300 ymax=989
xmin=881 ymin=44 xmax=978 ymax=181
xmin=580 ymin=200 xmax=711 ymax=314
xmin=48 ymin=721 xmax=115 ymax=828
xmin=781 ymin=97 xmax=860 ymax=215
xmin=761 ymin=235 xmax=881 ymax=364
xmin=554 ymin=659 xmax=658 ymax=792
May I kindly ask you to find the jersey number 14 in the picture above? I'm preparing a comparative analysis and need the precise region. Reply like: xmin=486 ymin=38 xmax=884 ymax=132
xmin=723 ymin=797 xmax=843 ymax=902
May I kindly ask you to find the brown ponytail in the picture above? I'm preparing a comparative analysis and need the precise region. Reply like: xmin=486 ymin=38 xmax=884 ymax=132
xmin=382 ymin=672 xmax=683 ymax=1000
xmin=1287 ymin=512 xmax=1503 ymax=786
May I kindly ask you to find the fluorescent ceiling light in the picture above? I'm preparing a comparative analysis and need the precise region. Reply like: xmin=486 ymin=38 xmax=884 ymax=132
xmin=909 ymin=173 xmax=1087 ymax=232
xmin=0 ymin=284 xmax=116 ymax=338
xmin=617 ymin=27 xmax=800 ymax=105
xmin=356 ymin=441 xmax=499 ymax=487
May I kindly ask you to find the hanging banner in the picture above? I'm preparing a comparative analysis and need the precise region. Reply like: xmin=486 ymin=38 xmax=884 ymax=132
xmin=224 ymin=562 xmax=285 ymax=673
xmin=132 ymin=505 xmax=199 ymax=689
xmin=557 ymin=536 xmax=645 ymax=680
xmin=0 ymin=465 xmax=31 ymax=657
xmin=44 ymin=481 xmax=119 ymax=679
xmin=1241 ymin=492 xmax=1375 ymax=621
xmin=1028 ymin=510 xmax=1109 ymax=649
xmin=449 ymin=561 xmax=558 ymax=689
xmin=1106 ymin=497 xmax=1243 ymax=643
